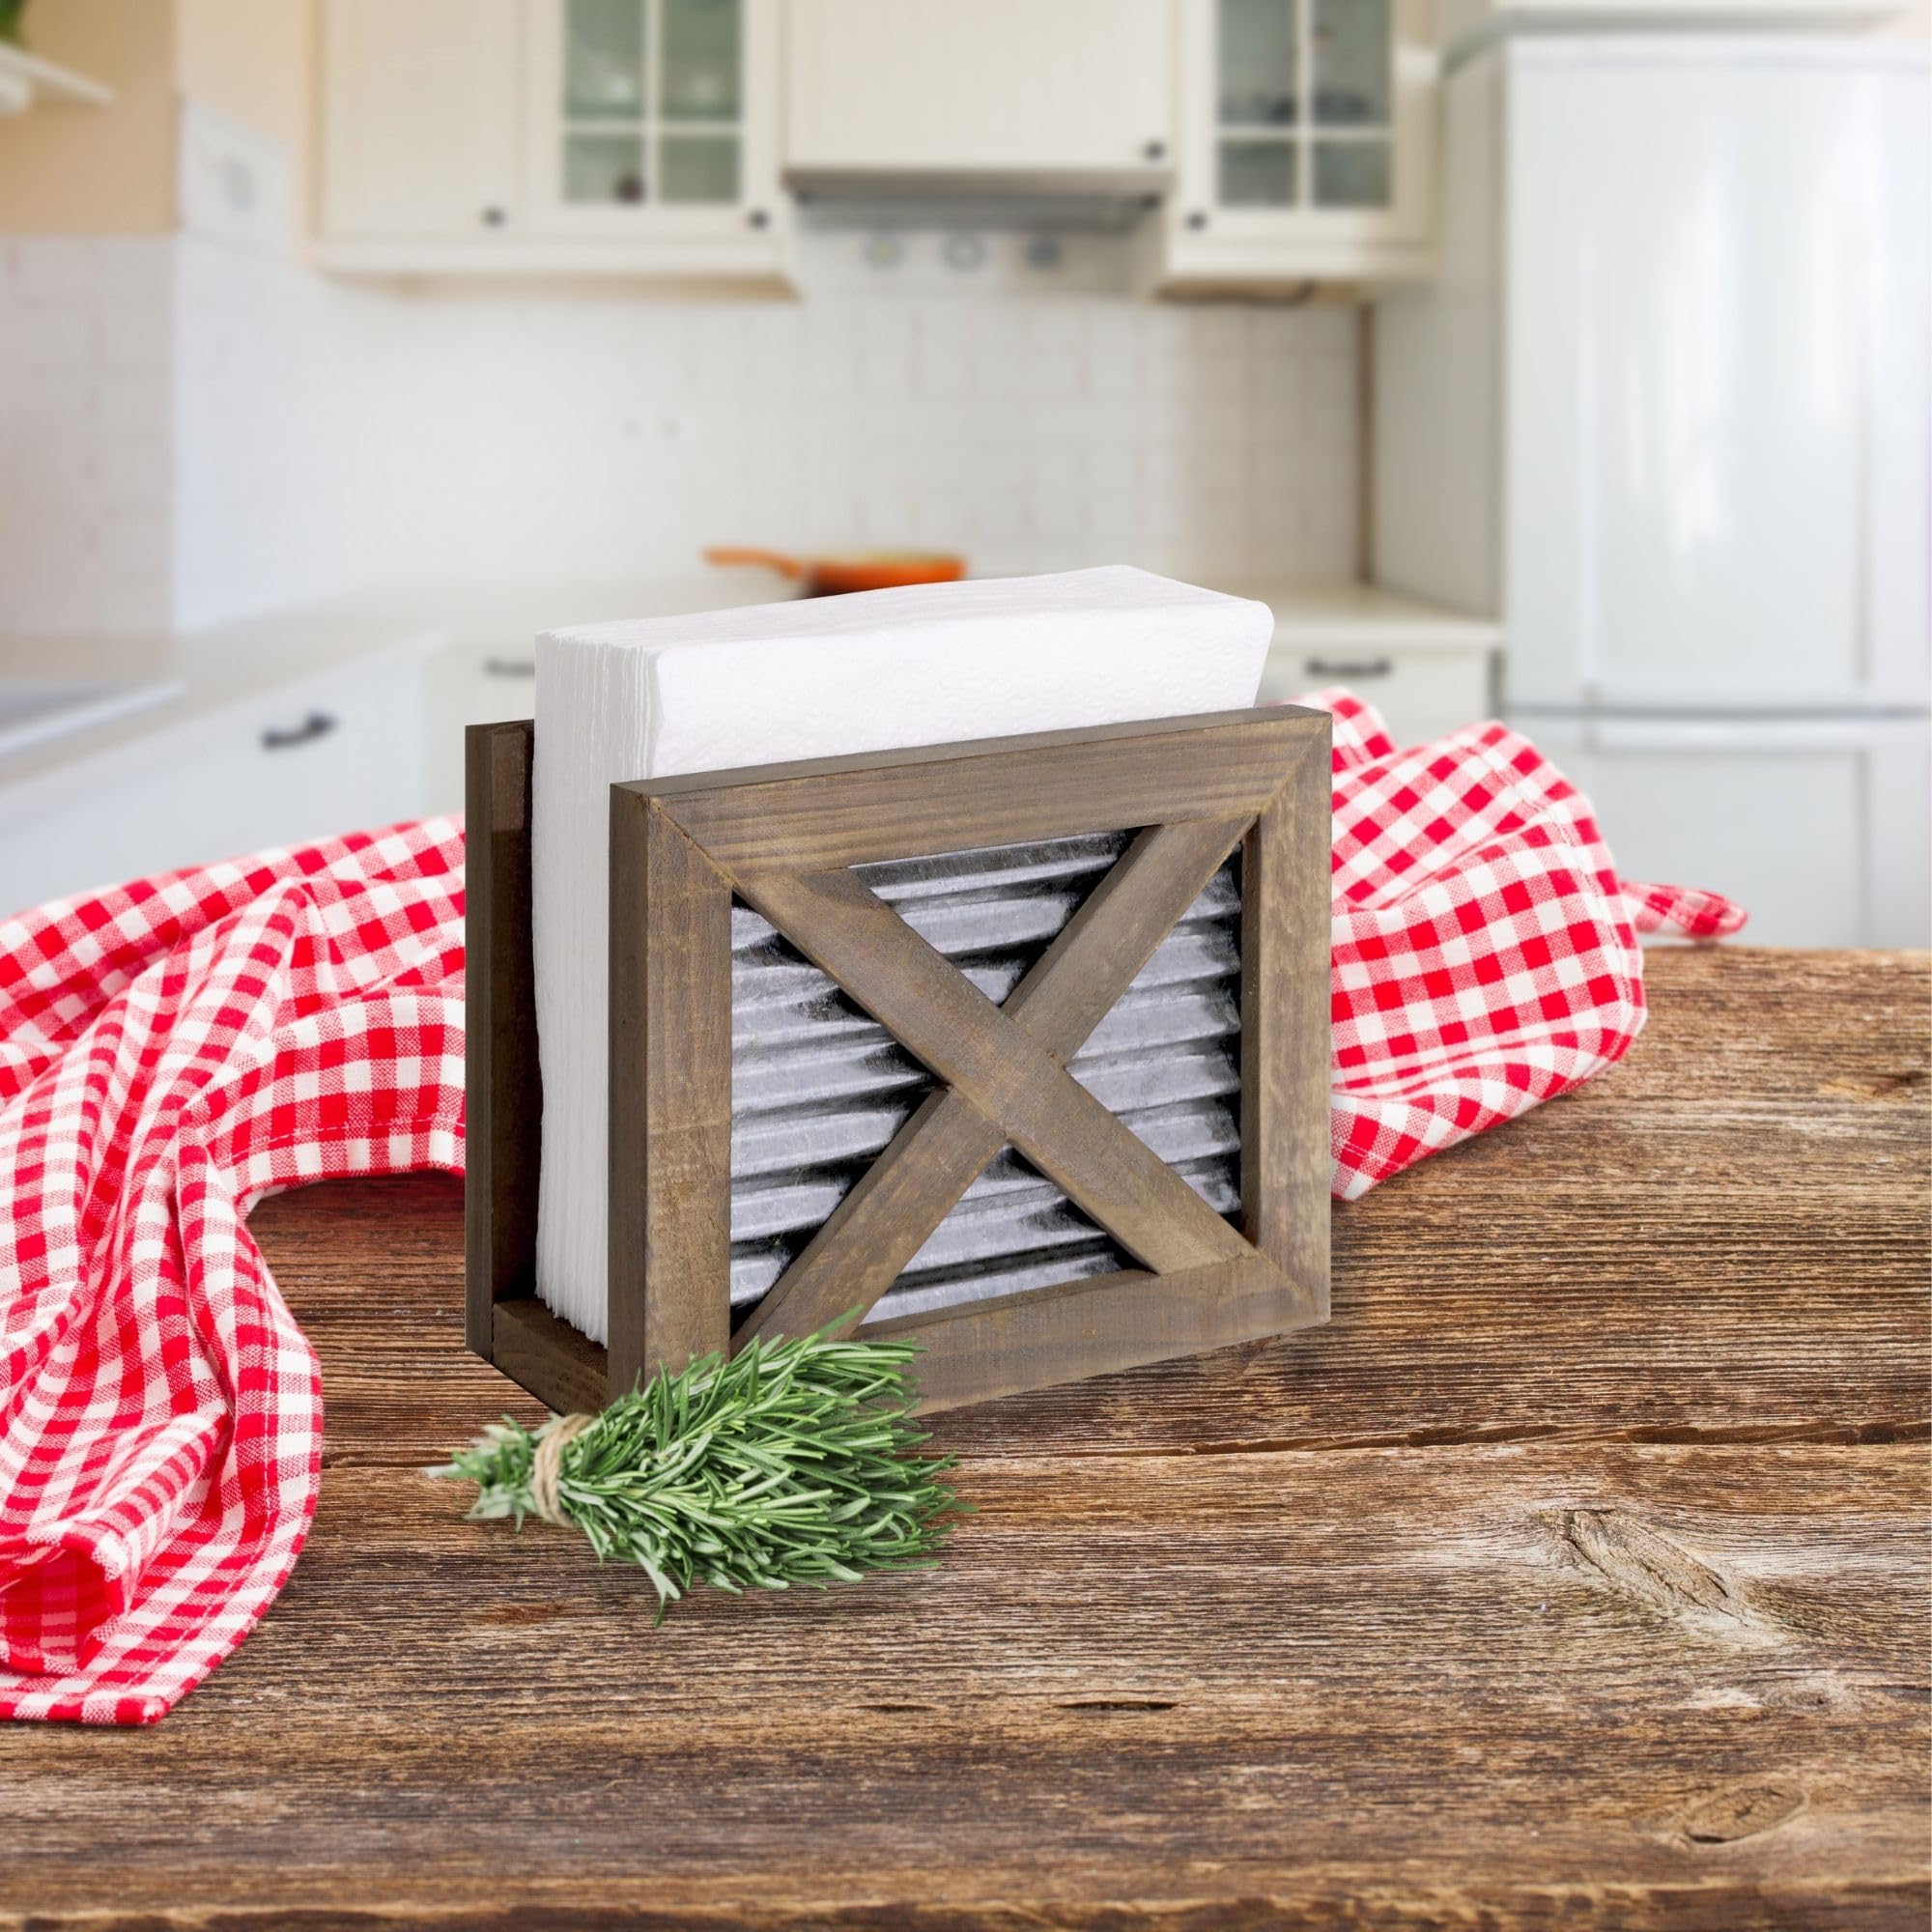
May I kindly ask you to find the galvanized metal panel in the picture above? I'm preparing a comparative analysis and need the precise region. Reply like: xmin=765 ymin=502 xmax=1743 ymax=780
xmin=728 ymin=832 xmax=1242 ymax=1324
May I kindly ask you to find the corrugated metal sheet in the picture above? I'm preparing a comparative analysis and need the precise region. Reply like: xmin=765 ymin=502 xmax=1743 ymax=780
xmin=729 ymin=832 xmax=1242 ymax=1325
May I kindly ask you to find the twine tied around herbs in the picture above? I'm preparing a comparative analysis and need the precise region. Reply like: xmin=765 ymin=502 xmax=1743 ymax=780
xmin=526 ymin=1410 xmax=595 ymax=1526
xmin=432 ymin=1325 xmax=960 ymax=1619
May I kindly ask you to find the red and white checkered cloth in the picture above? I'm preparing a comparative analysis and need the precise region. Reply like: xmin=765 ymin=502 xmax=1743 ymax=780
xmin=0 ymin=695 xmax=1742 ymax=1724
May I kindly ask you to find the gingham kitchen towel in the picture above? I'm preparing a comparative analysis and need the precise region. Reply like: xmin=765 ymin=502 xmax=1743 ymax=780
xmin=0 ymin=696 xmax=1743 ymax=1724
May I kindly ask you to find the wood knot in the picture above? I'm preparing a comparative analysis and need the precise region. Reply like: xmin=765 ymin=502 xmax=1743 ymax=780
xmin=1552 ymin=1507 xmax=1777 ymax=1641
xmin=1678 ymin=1780 xmax=1806 ymax=1845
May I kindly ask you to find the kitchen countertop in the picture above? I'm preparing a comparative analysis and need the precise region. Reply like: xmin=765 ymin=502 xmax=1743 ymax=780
xmin=0 ymin=578 xmax=753 ymax=800
xmin=1226 ymin=578 xmax=1501 ymax=652
xmin=0 ymin=606 xmax=448 ymax=800
xmin=2 ymin=947 xmax=1922 ymax=1930
xmin=0 ymin=573 xmax=1497 ymax=795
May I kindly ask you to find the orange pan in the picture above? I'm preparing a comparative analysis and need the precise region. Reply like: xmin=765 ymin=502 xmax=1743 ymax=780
xmin=704 ymin=545 xmax=966 ymax=598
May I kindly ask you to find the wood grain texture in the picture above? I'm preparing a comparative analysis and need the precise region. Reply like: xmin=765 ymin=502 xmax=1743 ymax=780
xmin=463 ymin=720 xmax=542 ymax=1358
xmin=491 ymin=1294 xmax=608 ymax=1418
xmin=737 ymin=815 xmax=1253 ymax=1346
xmin=630 ymin=705 xmax=1324 ymax=877
xmin=867 ymin=1252 xmax=1317 ymax=1412
xmin=1240 ymin=718 xmax=1330 ymax=1308
xmin=607 ymin=791 xmax=735 ymax=1394
xmin=4 ymin=949 xmax=1923 ymax=1932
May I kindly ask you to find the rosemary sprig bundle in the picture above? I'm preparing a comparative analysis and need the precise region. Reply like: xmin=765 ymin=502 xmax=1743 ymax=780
xmin=432 ymin=1325 xmax=959 ymax=1616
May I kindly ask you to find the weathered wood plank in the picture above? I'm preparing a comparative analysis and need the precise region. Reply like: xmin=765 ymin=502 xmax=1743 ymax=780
xmin=867 ymin=1251 xmax=1316 ymax=1410
xmin=282 ymin=950 xmax=1931 ymax=1467
xmin=0 ymin=1440 xmax=1922 ymax=1928
xmin=1 ymin=948 xmax=1915 ymax=1931
xmin=463 ymin=720 xmax=542 ymax=1357
xmin=1240 ymin=718 xmax=1331 ymax=1309
xmin=635 ymin=706 xmax=1325 ymax=877
xmin=607 ymin=791 xmax=735 ymax=1392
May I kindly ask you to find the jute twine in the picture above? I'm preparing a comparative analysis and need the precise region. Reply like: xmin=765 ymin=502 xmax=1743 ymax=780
xmin=527 ymin=1411 xmax=596 ymax=1526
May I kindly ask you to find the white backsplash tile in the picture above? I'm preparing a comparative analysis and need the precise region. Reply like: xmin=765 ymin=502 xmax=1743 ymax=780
xmin=0 ymin=224 xmax=1360 ymax=638
xmin=0 ymin=239 xmax=175 ymax=636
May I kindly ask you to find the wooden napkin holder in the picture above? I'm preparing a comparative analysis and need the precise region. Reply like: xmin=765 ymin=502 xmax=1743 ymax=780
xmin=465 ymin=706 xmax=1330 ymax=1414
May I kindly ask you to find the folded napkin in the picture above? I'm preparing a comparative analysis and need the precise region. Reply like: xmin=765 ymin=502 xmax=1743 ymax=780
xmin=0 ymin=694 xmax=1743 ymax=1724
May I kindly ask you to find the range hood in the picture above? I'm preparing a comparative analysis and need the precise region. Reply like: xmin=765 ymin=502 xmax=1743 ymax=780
xmin=781 ymin=0 xmax=1176 ymax=226
xmin=785 ymin=164 xmax=1172 ymax=235
xmin=784 ymin=161 xmax=1173 ymax=202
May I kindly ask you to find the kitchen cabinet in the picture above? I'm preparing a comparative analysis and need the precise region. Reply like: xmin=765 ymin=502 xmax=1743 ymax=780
xmin=321 ymin=0 xmax=521 ymax=243
xmin=782 ymin=0 xmax=1173 ymax=187
xmin=0 ymin=652 xmax=429 ymax=917
xmin=521 ymin=0 xmax=782 ymax=246
xmin=1140 ymin=0 xmax=1437 ymax=292
xmin=1247 ymin=582 xmax=1499 ymax=747
xmin=317 ymin=0 xmax=788 ymax=283
xmin=1259 ymin=639 xmax=1495 ymax=748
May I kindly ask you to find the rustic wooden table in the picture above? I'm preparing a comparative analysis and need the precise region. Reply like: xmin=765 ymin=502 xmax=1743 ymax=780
xmin=3 ymin=949 xmax=1925 ymax=1931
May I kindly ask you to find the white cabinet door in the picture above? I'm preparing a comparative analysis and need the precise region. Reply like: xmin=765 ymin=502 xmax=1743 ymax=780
xmin=0 ymin=654 xmax=431 ymax=918
xmin=1504 ymin=43 xmax=1930 ymax=712
xmin=1151 ymin=0 xmax=1435 ymax=287
xmin=784 ymin=0 xmax=1172 ymax=176
xmin=321 ymin=0 xmax=522 ymax=240
xmin=523 ymin=0 xmax=782 ymax=243
xmin=1526 ymin=713 xmax=1932 ymax=949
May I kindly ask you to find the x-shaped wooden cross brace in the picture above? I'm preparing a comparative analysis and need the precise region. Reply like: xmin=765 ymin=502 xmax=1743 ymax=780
xmin=733 ymin=814 xmax=1261 ymax=1345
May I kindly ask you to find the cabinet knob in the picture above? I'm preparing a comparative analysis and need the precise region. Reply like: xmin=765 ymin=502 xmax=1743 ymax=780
xmin=481 ymin=205 xmax=507 ymax=228
xmin=1185 ymin=210 xmax=1209 ymax=231
xmin=1143 ymin=139 xmax=1167 ymax=162
xmin=747 ymin=207 xmax=771 ymax=230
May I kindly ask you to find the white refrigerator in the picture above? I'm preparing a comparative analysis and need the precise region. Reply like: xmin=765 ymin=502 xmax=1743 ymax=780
xmin=1374 ymin=33 xmax=1930 ymax=946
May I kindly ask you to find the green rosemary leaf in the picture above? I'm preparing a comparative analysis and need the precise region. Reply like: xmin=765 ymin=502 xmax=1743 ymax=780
xmin=431 ymin=1321 xmax=962 ymax=1617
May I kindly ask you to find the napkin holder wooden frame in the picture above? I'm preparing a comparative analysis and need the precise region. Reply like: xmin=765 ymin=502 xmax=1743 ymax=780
xmin=465 ymin=706 xmax=1330 ymax=1414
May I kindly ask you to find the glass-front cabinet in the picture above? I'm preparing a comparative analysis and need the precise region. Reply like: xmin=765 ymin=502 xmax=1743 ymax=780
xmin=1150 ymin=0 xmax=1435 ymax=287
xmin=526 ymin=0 xmax=780 ymax=244
xmin=318 ymin=0 xmax=783 ymax=277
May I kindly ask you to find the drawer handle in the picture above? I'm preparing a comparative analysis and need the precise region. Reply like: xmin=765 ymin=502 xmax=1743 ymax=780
xmin=484 ymin=657 xmax=536 ymax=679
xmin=1303 ymin=656 xmax=1393 ymax=680
xmin=262 ymin=710 xmax=337 ymax=751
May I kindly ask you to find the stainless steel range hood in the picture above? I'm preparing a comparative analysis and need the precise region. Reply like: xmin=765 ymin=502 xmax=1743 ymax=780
xmin=785 ymin=163 xmax=1172 ymax=235
xmin=781 ymin=1 xmax=1176 ymax=233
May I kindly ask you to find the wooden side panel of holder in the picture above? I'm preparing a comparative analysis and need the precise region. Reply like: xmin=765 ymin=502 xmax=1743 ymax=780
xmin=466 ymin=706 xmax=1333 ymax=1418
xmin=465 ymin=719 xmax=609 ymax=1415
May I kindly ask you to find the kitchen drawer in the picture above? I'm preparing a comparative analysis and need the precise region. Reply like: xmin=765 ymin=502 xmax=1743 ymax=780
xmin=1 ymin=650 xmax=429 ymax=916
xmin=1259 ymin=641 xmax=1495 ymax=748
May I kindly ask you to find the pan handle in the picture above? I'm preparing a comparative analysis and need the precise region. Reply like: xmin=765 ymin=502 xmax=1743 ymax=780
xmin=703 ymin=546 xmax=807 ymax=579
